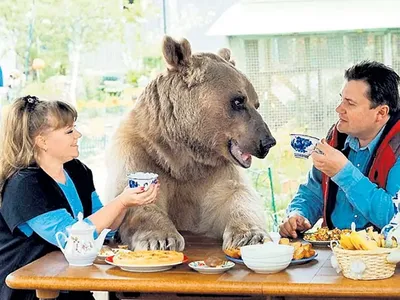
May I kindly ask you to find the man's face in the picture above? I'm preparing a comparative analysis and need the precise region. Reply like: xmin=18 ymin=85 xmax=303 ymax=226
xmin=336 ymin=80 xmax=383 ymax=138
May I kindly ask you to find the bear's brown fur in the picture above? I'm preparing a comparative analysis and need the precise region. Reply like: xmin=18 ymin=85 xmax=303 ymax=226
xmin=106 ymin=36 xmax=276 ymax=251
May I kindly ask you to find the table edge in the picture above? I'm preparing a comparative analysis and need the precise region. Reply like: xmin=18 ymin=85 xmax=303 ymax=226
xmin=7 ymin=273 xmax=400 ymax=297
xmin=6 ymin=274 xmax=264 ymax=295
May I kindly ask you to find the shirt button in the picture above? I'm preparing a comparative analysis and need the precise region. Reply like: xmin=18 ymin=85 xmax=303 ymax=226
xmin=356 ymin=164 xmax=360 ymax=167
xmin=355 ymin=215 xmax=358 ymax=218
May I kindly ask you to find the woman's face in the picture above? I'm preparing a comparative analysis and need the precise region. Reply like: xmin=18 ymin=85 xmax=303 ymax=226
xmin=39 ymin=122 xmax=82 ymax=164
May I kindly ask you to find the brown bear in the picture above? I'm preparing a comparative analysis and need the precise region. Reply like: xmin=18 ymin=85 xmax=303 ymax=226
xmin=106 ymin=36 xmax=276 ymax=251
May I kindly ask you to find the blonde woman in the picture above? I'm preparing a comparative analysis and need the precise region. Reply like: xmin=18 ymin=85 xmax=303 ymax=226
xmin=0 ymin=96 xmax=159 ymax=300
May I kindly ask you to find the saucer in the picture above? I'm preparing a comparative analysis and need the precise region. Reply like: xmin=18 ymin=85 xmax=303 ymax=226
xmin=188 ymin=261 xmax=235 ymax=274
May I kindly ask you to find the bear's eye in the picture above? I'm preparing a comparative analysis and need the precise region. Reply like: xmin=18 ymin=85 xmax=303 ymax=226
xmin=231 ymin=96 xmax=246 ymax=111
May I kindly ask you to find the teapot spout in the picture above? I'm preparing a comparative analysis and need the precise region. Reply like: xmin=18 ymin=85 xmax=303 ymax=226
xmin=94 ymin=228 xmax=111 ymax=251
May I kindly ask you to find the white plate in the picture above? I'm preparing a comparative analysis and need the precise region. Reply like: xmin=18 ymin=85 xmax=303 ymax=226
xmin=188 ymin=261 xmax=235 ymax=274
xmin=97 ymin=248 xmax=130 ymax=259
xmin=303 ymin=239 xmax=331 ymax=246
xmin=105 ymin=255 xmax=187 ymax=273
xmin=290 ymin=252 xmax=318 ymax=265
xmin=225 ymin=255 xmax=244 ymax=264
xmin=97 ymin=251 xmax=115 ymax=259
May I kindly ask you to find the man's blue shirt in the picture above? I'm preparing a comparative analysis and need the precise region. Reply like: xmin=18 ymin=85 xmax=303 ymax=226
xmin=287 ymin=127 xmax=400 ymax=230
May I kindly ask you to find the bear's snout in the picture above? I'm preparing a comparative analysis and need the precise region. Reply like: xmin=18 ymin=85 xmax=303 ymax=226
xmin=257 ymin=136 xmax=276 ymax=158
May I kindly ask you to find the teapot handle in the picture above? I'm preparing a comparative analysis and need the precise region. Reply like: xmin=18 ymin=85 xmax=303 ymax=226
xmin=55 ymin=232 xmax=68 ymax=253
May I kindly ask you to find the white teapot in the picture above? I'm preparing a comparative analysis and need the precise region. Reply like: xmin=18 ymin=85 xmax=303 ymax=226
xmin=56 ymin=212 xmax=111 ymax=266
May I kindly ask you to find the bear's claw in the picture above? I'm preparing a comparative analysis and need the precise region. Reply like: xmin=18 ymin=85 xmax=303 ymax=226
xmin=222 ymin=226 xmax=271 ymax=250
xmin=130 ymin=230 xmax=185 ymax=251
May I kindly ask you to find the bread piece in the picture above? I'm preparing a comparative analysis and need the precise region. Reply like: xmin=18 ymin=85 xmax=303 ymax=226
xmin=293 ymin=247 xmax=306 ymax=260
xmin=204 ymin=256 xmax=224 ymax=267
xmin=303 ymin=249 xmax=316 ymax=258
xmin=290 ymin=241 xmax=302 ymax=250
xmin=279 ymin=238 xmax=290 ymax=245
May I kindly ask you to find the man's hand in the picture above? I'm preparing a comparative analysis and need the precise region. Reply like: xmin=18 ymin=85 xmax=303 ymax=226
xmin=279 ymin=214 xmax=311 ymax=238
xmin=311 ymin=138 xmax=348 ymax=177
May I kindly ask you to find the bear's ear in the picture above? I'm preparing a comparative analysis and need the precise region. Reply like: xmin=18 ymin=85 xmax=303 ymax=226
xmin=218 ymin=48 xmax=235 ymax=66
xmin=162 ymin=36 xmax=192 ymax=71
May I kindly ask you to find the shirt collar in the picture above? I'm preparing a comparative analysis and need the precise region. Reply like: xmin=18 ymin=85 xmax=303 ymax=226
xmin=343 ymin=125 xmax=386 ymax=152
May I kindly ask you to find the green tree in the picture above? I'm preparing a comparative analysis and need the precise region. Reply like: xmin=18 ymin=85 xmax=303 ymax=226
xmin=0 ymin=0 xmax=145 ymax=104
xmin=0 ymin=0 xmax=35 ymax=75
xmin=39 ymin=0 xmax=142 ymax=105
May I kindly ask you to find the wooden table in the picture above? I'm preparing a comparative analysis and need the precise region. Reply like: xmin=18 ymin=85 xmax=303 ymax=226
xmin=6 ymin=232 xmax=400 ymax=299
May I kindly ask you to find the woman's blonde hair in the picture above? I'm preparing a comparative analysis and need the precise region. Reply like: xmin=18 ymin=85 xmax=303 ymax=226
xmin=0 ymin=96 xmax=77 ymax=200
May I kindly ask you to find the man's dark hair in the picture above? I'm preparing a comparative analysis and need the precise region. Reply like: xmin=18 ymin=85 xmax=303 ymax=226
xmin=344 ymin=60 xmax=400 ymax=114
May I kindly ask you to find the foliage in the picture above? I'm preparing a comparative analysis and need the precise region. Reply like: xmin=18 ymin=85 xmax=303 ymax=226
xmin=0 ymin=0 xmax=32 ymax=61
xmin=0 ymin=0 xmax=146 ymax=82
xmin=125 ymin=56 xmax=164 ymax=86
xmin=21 ymin=80 xmax=64 ymax=99
xmin=143 ymin=56 xmax=164 ymax=70
xmin=125 ymin=70 xmax=145 ymax=86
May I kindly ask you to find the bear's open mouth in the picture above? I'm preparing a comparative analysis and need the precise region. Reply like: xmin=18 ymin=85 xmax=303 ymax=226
xmin=228 ymin=139 xmax=252 ymax=168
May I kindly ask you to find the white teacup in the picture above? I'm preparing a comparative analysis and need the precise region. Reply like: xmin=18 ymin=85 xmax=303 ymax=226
xmin=127 ymin=172 xmax=158 ymax=191
xmin=290 ymin=134 xmax=320 ymax=159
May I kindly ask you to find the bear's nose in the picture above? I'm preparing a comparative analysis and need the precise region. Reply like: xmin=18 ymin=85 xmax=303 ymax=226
xmin=258 ymin=137 xmax=276 ymax=157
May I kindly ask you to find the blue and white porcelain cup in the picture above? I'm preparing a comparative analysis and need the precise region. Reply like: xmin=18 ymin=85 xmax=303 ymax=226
xmin=127 ymin=172 xmax=158 ymax=191
xmin=290 ymin=134 xmax=320 ymax=159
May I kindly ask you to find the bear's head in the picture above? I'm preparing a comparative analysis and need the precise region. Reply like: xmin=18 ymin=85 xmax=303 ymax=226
xmin=143 ymin=36 xmax=276 ymax=170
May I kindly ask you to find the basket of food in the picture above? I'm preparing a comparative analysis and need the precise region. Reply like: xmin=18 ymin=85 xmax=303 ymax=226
xmin=331 ymin=225 xmax=400 ymax=280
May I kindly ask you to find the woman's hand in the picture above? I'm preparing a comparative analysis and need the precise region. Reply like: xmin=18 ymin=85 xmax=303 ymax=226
xmin=118 ymin=183 xmax=160 ymax=208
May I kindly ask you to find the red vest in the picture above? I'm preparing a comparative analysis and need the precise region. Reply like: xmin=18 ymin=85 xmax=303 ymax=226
xmin=321 ymin=120 xmax=400 ymax=228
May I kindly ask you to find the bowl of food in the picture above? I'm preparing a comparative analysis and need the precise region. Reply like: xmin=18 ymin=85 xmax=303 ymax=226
xmin=240 ymin=243 xmax=294 ymax=274
xmin=240 ymin=242 xmax=294 ymax=259
xmin=127 ymin=172 xmax=158 ymax=191
xmin=290 ymin=134 xmax=320 ymax=159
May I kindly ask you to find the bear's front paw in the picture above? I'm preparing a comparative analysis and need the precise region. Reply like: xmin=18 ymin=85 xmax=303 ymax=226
xmin=222 ymin=225 xmax=271 ymax=249
xmin=130 ymin=230 xmax=185 ymax=251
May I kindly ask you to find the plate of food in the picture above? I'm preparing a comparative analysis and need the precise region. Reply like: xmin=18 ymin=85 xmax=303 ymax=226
xmin=290 ymin=252 xmax=318 ymax=265
xmin=303 ymin=227 xmax=349 ymax=246
xmin=98 ymin=246 xmax=117 ymax=259
xmin=302 ymin=240 xmax=331 ymax=246
xmin=224 ymin=248 xmax=244 ymax=264
xmin=97 ymin=246 xmax=130 ymax=260
xmin=189 ymin=257 xmax=235 ymax=274
xmin=105 ymin=250 xmax=187 ymax=272
xmin=279 ymin=238 xmax=318 ymax=265
xmin=224 ymin=242 xmax=317 ymax=266
xmin=225 ymin=254 xmax=318 ymax=266
xmin=225 ymin=255 xmax=244 ymax=264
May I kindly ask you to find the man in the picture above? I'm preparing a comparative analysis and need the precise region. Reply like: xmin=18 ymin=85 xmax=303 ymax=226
xmin=280 ymin=61 xmax=400 ymax=238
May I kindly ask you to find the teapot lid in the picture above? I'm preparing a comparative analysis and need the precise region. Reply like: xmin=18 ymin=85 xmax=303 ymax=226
xmin=68 ymin=212 xmax=95 ymax=232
